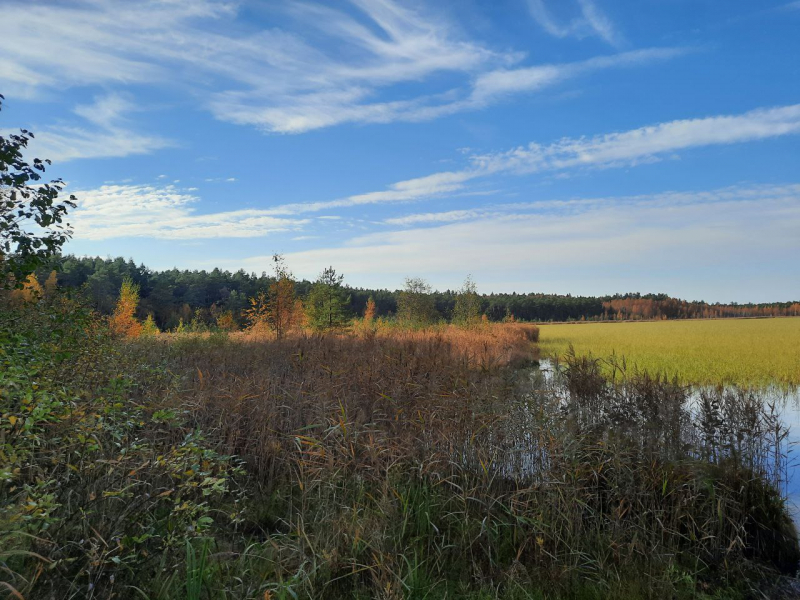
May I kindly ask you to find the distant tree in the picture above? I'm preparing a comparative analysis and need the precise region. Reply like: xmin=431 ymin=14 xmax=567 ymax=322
xmin=397 ymin=277 xmax=438 ymax=327
xmin=364 ymin=295 xmax=377 ymax=323
xmin=215 ymin=309 xmax=238 ymax=332
xmin=267 ymin=254 xmax=297 ymax=339
xmin=175 ymin=318 xmax=187 ymax=334
xmin=293 ymin=297 xmax=307 ymax=330
xmin=11 ymin=272 xmax=43 ymax=304
xmin=0 ymin=94 xmax=76 ymax=287
xmin=190 ymin=307 xmax=208 ymax=333
xmin=43 ymin=269 xmax=58 ymax=297
xmin=306 ymin=266 xmax=349 ymax=331
xmin=140 ymin=314 xmax=160 ymax=337
xmin=109 ymin=277 xmax=142 ymax=338
xmin=452 ymin=275 xmax=481 ymax=327
xmin=244 ymin=291 xmax=270 ymax=334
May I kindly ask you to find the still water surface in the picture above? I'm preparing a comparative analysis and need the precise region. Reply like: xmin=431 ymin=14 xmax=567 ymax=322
xmin=536 ymin=359 xmax=800 ymax=523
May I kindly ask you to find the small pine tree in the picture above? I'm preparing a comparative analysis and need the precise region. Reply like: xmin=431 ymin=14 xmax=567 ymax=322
xmin=306 ymin=266 xmax=349 ymax=331
xmin=109 ymin=277 xmax=142 ymax=338
xmin=141 ymin=314 xmax=160 ymax=336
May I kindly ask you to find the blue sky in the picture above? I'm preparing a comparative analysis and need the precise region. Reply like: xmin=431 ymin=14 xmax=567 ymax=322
xmin=1 ymin=0 xmax=799 ymax=302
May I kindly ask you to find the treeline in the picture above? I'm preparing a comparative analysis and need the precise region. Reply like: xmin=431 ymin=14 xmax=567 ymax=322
xmin=603 ymin=294 xmax=800 ymax=320
xmin=22 ymin=255 xmax=800 ymax=329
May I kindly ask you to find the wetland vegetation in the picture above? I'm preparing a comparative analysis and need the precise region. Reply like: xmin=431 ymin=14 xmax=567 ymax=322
xmin=3 ymin=288 xmax=800 ymax=599
xmin=539 ymin=318 xmax=800 ymax=387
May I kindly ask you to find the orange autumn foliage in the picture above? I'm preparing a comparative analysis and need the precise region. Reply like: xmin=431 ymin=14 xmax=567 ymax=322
xmin=109 ymin=278 xmax=142 ymax=338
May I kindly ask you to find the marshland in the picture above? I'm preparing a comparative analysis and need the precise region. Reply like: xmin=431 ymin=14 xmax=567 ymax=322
xmin=3 ymin=270 xmax=800 ymax=599
xmin=3 ymin=2 xmax=800 ymax=597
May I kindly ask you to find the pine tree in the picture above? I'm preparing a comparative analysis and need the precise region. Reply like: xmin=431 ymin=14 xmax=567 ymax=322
xmin=109 ymin=277 xmax=142 ymax=338
xmin=306 ymin=266 xmax=349 ymax=331
xmin=141 ymin=314 xmax=160 ymax=336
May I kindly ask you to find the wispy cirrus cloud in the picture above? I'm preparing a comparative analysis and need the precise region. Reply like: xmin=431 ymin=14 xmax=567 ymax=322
xmin=70 ymin=184 xmax=308 ymax=240
xmin=469 ymin=103 xmax=800 ymax=175
xmin=253 ymin=102 xmax=800 ymax=216
xmin=24 ymin=94 xmax=173 ymax=162
xmin=0 ymin=0 xmax=675 ymax=134
xmin=384 ymin=183 xmax=800 ymax=226
xmin=527 ymin=0 xmax=624 ymax=47
xmin=64 ymin=104 xmax=800 ymax=246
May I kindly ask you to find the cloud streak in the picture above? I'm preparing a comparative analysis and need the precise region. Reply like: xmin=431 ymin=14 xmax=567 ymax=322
xmin=24 ymin=94 xmax=172 ymax=162
xmin=470 ymin=103 xmax=800 ymax=174
xmin=527 ymin=0 xmax=624 ymax=46
xmin=255 ymin=103 xmax=800 ymax=215
xmin=0 ymin=0 xmax=675 ymax=134
xmin=70 ymin=184 xmax=308 ymax=240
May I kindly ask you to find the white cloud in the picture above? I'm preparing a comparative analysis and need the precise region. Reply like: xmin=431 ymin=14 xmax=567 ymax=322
xmin=251 ymin=103 xmax=800 ymax=216
xmin=385 ymin=209 xmax=489 ymax=226
xmin=23 ymin=94 xmax=172 ymax=162
xmin=468 ymin=47 xmax=683 ymax=107
xmin=230 ymin=183 xmax=800 ymax=301
xmin=204 ymin=177 xmax=238 ymax=183
xmin=262 ymin=170 xmax=476 ymax=215
xmin=577 ymin=0 xmax=622 ymax=46
xmin=0 ymin=0 xmax=675 ymax=133
xmin=69 ymin=184 xmax=308 ymax=240
xmin=385 ymin=183 xmax=800 ymax=225
xmin=527 ymin=0 xmax=624 ymax=46
xmin=469 ymin=103 xmax=800 ymax=175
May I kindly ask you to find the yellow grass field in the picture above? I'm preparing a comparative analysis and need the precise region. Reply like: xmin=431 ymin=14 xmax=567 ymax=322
xmin=539 ymin=317 xmax=800 ymax=386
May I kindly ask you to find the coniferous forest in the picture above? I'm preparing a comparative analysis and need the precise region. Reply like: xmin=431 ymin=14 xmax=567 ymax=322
xmin=24 ymin=254 xmax=800 ymax=331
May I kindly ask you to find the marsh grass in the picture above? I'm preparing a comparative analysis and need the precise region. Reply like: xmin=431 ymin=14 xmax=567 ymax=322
xmin=539 ymin=317 xmax=800 ymax=386
xmin=2 ymin=300 xmax=798 ymax=599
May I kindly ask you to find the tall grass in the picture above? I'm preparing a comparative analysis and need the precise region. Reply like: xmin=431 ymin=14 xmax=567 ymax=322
xmin=138 ymin=329 xmax=795 ymax=597
xmin=2 ymin=299 xmax=797 ymax=599
xmin=539 ymin=317 xmax=800 ymax=386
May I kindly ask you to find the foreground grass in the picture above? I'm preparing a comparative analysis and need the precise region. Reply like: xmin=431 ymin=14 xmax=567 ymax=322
xmin=539 ymin=317 xmax=800 ymax=387
xmin=2 ymin=298 xmax=798 ymax=599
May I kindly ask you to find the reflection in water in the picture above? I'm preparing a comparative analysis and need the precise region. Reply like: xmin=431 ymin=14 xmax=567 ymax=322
xmin=536 ymin=358 xmax=800 ymax=523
